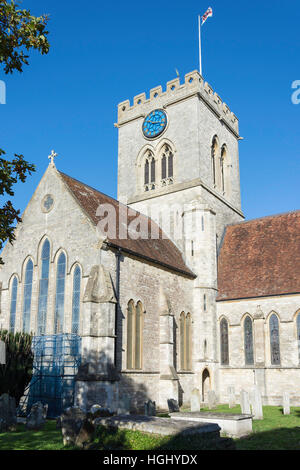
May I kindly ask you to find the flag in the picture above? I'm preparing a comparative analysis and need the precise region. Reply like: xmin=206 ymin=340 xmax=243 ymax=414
xmin=201 ymin=7 xmax=213 ymax=25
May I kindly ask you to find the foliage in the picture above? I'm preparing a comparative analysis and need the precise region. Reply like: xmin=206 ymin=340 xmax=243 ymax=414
xmin=0 ymin=0 xmax=50 ymax=74
xmin=0 ymin=1 xmax=50 ymax=263
xmin=0 ymin=152 xmax=35 ymax=262
xmin=0 ymin=330 xmax=33 ymax=405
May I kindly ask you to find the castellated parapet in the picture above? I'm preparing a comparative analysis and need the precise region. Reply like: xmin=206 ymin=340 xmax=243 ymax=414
xmin=117 ymin=70 xmax=239 ymax=136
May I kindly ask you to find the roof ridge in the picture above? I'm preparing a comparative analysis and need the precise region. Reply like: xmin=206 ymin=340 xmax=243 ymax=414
xmin=227 ymin=209 xmax=300 ymax=228
xmin=58 ymin=170 xmax=139 ymax=214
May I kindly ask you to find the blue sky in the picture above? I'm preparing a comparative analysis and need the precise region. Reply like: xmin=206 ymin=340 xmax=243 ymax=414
xmin=1 ymin=0 xmax=299 ymax=221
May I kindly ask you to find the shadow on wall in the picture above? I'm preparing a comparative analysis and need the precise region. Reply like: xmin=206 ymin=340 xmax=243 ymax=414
xmin=76 ymin=347 xmax=151 ymax=414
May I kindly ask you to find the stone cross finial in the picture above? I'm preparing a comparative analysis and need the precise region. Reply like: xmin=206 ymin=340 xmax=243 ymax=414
xmin=48 ymin=150 xmax=58 ymax=165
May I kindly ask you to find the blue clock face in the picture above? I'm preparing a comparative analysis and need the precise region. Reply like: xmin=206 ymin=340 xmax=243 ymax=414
xmin=142 ymin=109 xmax=167 ymax=139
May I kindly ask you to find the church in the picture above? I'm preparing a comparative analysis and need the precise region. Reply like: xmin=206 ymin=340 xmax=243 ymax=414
xmin=0 ymin=69 xmax=299 ymax=413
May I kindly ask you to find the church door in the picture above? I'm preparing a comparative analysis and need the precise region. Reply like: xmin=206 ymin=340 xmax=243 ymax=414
xmin=202 ymin=368 xmax=211 ymax=402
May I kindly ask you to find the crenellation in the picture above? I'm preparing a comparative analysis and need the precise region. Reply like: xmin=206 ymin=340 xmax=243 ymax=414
xmin=117 ymin=70 xmax=239 ymax=135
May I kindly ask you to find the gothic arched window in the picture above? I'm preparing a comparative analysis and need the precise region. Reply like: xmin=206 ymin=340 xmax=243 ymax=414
xmin=9 ymin=276 xmax=18 ymax=333
xmin=54 ymin=252 xmax=66 ymax=334
xmin=220 ymin=318 xmax=229 ymax=365
xmin=297 ymin=312 xmax=300 ymax=362
xmin=144 ymin=153 xmax=155 ymax=191
xmin=37 ymin=239 xmax=50 ymax=335
xmin=186 ymin=313 xmax=192 ymax=370
xmin=180 ymin=312 xmax=192 ymax=371
xmin=270 ymin=314 xmax=280 ymax=365
xmin=244 ymin=315 xmax=254 ymax=365
xmin=22 ymin=259 xmax=33 ymax=333
xmin=126 ymin=300 xmax=143 ymax=370
xmin=151 ymin=158 xmax=155 ymax=184
xmin=161 ymin=145 xmax=174 ymax=184
xmin=220 ymin=146 xmax=226 ymax=193
xmin=144 ymin=159 xmax=149 ymax=186
xmin=71 ymin=265 xmax=81 ymax=334
xmin=211 ymin=137 xmax=218 ymax=187
xmin=135 ymin=301 xmax=143 ymax=369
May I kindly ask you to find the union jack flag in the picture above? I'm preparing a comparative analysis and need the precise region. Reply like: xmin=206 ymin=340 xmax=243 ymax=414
xmin=201 ymin=7 xmax=213 ymax=25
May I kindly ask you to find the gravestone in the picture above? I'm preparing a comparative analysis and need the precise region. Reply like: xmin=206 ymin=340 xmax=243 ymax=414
xmin=0 ymin=394 xmax=17 ymax=431
xmin=167 ymin=399 xmax=179 ymax=413
xmin=26 ymin=402 xmax=48 ymax=430
xmin=283 ymin=392 xmax=290 ymax=415
xmin=88 ymin=404 xmax=113 ymax=420
xmin=60 ymin=406 xmax=87 ymax=446
xmin=191 ymin=388 xmax=201 ymax=412
xmin=228 ymin=386 xmax=235 ymax=409
xmin=208 ymin=390 xmax=217 ymax=410
xmin=240 ymin=390 xmax=251 ymax=414
xmin=117 ymin=395 xmax=131 ymax=415
xmin=0 ymin=340 xmax=5 ymax=365
xmin=144 ymin=400 xmax=156 ymax=416
xmin=251 ymin=386 xmax=263 ymax=420
xmin=75 ymin=419 xmax=95 ymax=449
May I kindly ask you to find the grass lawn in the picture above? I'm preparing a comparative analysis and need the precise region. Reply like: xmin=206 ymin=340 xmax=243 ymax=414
xmin=200 ymin=404 xmax=300 ymax=450
xmin=0 ymin=406 xmax=300 ymax=450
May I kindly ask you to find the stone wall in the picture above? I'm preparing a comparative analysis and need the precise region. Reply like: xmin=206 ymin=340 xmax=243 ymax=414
xmin=217 ymin=294 xmax=300 ymax=405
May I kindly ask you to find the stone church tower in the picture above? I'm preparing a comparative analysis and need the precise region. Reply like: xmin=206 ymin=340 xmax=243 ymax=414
xmin=116 ymin=70 xmax=244 ymax=400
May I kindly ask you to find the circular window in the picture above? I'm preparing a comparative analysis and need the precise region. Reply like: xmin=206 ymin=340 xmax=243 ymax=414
xmin=42 ymin=194 xmax=54 ymax=213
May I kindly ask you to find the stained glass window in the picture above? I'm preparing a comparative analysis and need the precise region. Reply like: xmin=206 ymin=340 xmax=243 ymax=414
xmin=270 ymin=314 xmax=280 ymax=365
xmin=37 ymin=239 xmax=50 ymax=335
xmin=244 ymin=316 xmax=254 ymax=365
xmin=9 ymin=276 xmax=18 ymax=333
xmin=54 ymin=253 xmax=66 ymax=334
xmin=22 ymin=260 xmax=33 ymax=333
xmin=220 ymin=318 xmax=229 ymax=365
xmin=71 ymin=266 xmax=81 ymax=334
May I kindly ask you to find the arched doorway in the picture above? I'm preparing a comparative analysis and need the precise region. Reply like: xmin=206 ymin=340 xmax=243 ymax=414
xmin=202 ymin=368 xmax=211 ymax=402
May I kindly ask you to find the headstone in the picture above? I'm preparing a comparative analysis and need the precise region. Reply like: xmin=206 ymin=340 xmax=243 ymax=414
xmin=60 ymin=406 xmax=87 ymax=446
xmin=208 ymin=390 xmax=217 ymax=410
xmin=0 ymin=340 xmax=5 ymax=365
xmin=0 ymin=393 xmax=17 ymax=431
xmin=251 ymin=386 xmax=263 ymax=420
xmin=228 ymin=386 xmax=235 ymax=409
xmin=240 ymin=390 xmax=251 ymax=414
xmin=144 ymin=400 xmax=156 ymax=416
xmin=75 ymin=419 xmax=95 ymax=449
xmin=191 ymin=388 xmax=201 ymax=412
xmin=26 ymin=402 xmax=48 ymax=430
xmin=167 ymin=399 xmax=179 ymax=413
xmin=88 ymin=404 xmax=113 ymax=420
xmin=117 ymin=395 xmax=131 ymax=415
xmin=283 ymin=392 xmax=290 ymax=415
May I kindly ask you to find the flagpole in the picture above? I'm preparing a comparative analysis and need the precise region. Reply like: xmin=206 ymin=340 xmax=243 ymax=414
xmin=198 ymin=14 xmax=202 ymax=76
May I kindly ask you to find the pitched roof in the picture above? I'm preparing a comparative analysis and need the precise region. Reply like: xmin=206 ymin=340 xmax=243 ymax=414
xmin=59 ymin=171 xmax=195 ymax=278
xmin=217 ymin=211 xmax=300 ymax=301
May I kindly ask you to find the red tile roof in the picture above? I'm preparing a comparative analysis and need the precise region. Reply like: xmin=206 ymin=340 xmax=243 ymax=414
xmin=59 ymin=171 xmax=195 ymax=278
xmin=217 ymin=211 xmax=300 ymax=301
